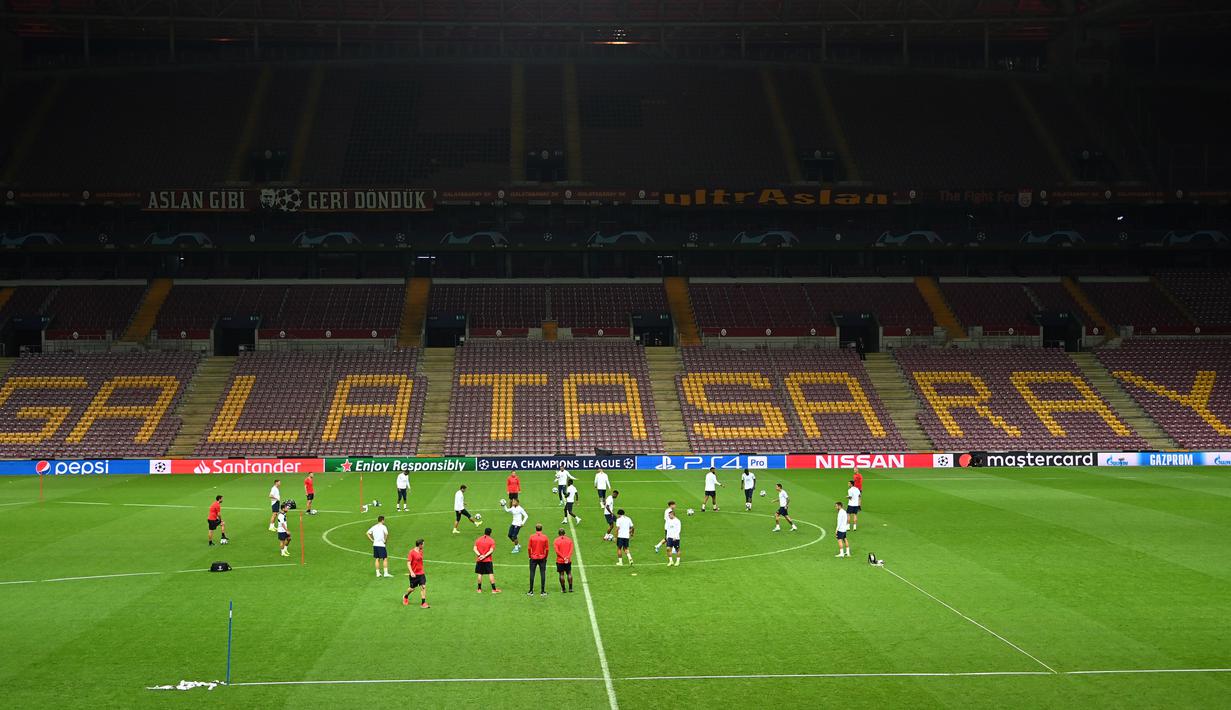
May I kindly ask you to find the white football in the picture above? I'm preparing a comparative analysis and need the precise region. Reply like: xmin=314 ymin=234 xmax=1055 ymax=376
xmin=219 ymin=538 xmax=228 ymax=545
xmin=474 ymin=513 xmax=483 ymax=522
xmin=686 ymin=508 xmax=695 ymax=516
xmin=759 ymin=490 xmax=767 ymax=497
xmin=499 ymin=498 xmax=507 ymax=507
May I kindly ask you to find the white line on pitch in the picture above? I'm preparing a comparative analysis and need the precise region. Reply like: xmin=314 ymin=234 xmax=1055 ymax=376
xmin=119 ymin=502 xmax=352 ymax=513
xmin=61 ymin=501 xmax=110 ymax=505
xmin=228 ymin=676 xmax=603 ymax=687
xmin=881 ymin=566 xmax=1058 ymax=674
xmin=0 ymin=501 xmax=34 ymax=507
xmin=622 ymin=671 xmax=1053 ymax=680
xmin=1065 ymin=668 xmax=1231 ymax=676
xmin=0 ymin=562 xmax=296 ymax=587
xmin=569 ymin=516 xmax=620 ymax=710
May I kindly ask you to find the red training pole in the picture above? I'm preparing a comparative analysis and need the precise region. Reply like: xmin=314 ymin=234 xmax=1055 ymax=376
xmin=38 ymin=472 xmax=43 ymax=502
xmin=299 ymin=511 xmax=305 ymax=565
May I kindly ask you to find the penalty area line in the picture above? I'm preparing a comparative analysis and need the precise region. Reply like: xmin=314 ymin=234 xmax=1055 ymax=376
xmin=569 ymin=516 xmax=620 ymax=710
xmin=227 ymin=676 xmax=604 ymax=687
xmin=881 ymin=565 xmax=1058 ymax=675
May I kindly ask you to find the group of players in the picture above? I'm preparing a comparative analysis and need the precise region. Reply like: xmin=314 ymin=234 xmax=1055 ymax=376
xmin=204 ymin=466 xmax=868 ymax=608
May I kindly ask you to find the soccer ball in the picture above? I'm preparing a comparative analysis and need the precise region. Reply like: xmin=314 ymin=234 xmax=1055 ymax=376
xmin=759 ymin=490 xmax=767 ymax=497
xmin=219 ymin=538 xmax=229 ymax=545
xmin=686 ymin=508 xmax=695 ymax=516
xmin=499 ymin=498 xmax=507 ymax=507
xmin=474 ymin=513 xmax=483 ymax=522
xmin=371 ymin=499 xmax=381 ymax=507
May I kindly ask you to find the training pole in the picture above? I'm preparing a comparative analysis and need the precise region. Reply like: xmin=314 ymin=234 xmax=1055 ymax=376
xmin=299 ymin=511 xmax=305 ymax=565
xmin=38 ymin=472 xmax=43 ymax=501
xmin=225 ymin=600 xmax=233 ymax=685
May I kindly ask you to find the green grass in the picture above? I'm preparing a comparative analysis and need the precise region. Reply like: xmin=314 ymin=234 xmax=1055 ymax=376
xmin=2 ymin=466 xmax=1230 ymax=709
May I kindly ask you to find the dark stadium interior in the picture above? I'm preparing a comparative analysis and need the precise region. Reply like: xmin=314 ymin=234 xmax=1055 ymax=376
xmin=0 ymin=0 xmax=1229 ymax=457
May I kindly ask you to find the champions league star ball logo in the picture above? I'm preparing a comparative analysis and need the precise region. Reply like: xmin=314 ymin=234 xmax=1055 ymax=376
xmin=260 ymin=188 xmax=303 ymax=212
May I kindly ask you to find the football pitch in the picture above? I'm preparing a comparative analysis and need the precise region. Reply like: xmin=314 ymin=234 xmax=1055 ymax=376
xmin=1 ymin=466 xmax=1229 ymax=709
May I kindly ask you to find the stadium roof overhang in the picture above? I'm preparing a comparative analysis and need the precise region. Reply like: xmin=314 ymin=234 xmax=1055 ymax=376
xmin=3 ymin=0 xmax=1229 ymax=49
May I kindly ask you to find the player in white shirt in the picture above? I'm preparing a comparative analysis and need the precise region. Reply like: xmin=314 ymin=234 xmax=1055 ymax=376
xmin=396 ymin=472 xmax=411 ymax=512
xmin=275 ymin=503 xmax=291 ymax=557
xmin=663 ymin=510 xmax=683 ymax=567
xmin=502 ymin=500 xmax=529 ymax=553
xmin=701 ymin=467 xmax=724 ymax=512
xmin=554 ymin=468 xmax=576 ymax=506
xmin=452 ymin=484 xmax=479 ymax=534
xmin=561 ymin=483 xmax=582 ymax=525
xmin=366 ymin=515 xmax=393 ymax=576
xmin=834 ymin=501 xmax=850 ymax=557
xmin=267 ymin=479 xmax=282 ymax=531
xmin=613 ymin=509 xmax=634 ymax=566
xmin=593 ymin=469 xmax=611 ymax=505
xmin=653 ymin=500 xmax=677 ymax=553
xmin=741 ymin=468 xmax=757 ymax=510
xmin=602 ymin=490 xmax=619 ymax=541
xmin=772 ymin=483 xmax=797 ymax=532
xmin=846 ymin=480 xmax=862 ymax=530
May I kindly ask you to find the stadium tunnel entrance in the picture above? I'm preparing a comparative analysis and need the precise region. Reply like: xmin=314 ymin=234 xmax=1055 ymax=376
xmin=214 ymin=315 xmax=258 ymax=355
xmin=834 ymin=312 xmax=879 ymax=354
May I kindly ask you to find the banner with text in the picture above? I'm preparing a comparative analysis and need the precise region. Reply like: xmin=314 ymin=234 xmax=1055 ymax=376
xmin=0 ymin=459 xmax=152 ymax=476
xmin=786 ymin=453 xmax=946 ymax=469
xmin=149 ymin=458 xmax=325 ymax=474
xmin=1098 ymin=452 xmax=1231 ymax=467
xmin=476 ymin=455 xmax=638 ymax=472
xmin=141 ymin=188 xmax=434 ymax=213
xmin=635 ymin=455 xmax=786 ymax=470
xmin=325 ymin=457 xmax=476 ymax=473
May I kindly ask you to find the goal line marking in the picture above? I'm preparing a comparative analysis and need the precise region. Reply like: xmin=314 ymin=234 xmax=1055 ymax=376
xmin=881 ymin=565 xmax=1058 ymax=674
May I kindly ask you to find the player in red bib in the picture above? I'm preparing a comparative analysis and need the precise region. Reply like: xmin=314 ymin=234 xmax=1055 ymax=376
xmin=506 ymin=472 xmax=521 ymax=503
xmin=527 ymin=524 xmax=550 ymax=596
xmin=207 ymin=495 xmax=227 ymax=546
xmin=852 ymin=468 xmax=863 ymax=510
xmin=473 ymin=528 xmax=500 ymax=594
xmin=303 ymin=473 xmax=317 ymax=516
xmin=554 ymin=528 xmax=575 ymax=593
xmin=403 ymin=538 xmax=429 ymax=608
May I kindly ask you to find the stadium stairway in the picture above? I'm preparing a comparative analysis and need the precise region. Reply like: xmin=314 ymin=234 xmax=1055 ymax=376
xmin=913 ymin=276 xmax=967 ymax=342
xmin=1069 ymin=351 xmax=1177 ymax=450
xmin=0 ymin=357 xmax=14 ymax=382
xmin=415 ymin=348 xmax=455 ymax=456
xmin=863 ymin=352 xmax=933 ymax=451
xmin=397 ymin=277 xmax=430 ymax=347
xmin=1010 ymin=80 xmax=1076 ymax=183
xmin=760 ymin=66 xmax=802 ymax=183
xmin=226 ymin=65 xmax=273 ymax=182
xmin=645 ymin=346 xmax=690 ymax=453
xmin=808 ymin=66 xmax=862 ymax=182
xmin=0 ymin=286 xmax=14 ymax=312
xmin=664 ymin=277 xmax=701 ymax=346
xmin=1062 ymin=277 xmax=1115 ymax=341
xmin=168 ymin=356 xmax=236 ymax=457
xmin=287 ymin=65 xmax=325 ymax=182
xmin=121 ymin=278 xmax=173 ymax=343
xmin=1150 ymin=274 xmax=1199 ymax=325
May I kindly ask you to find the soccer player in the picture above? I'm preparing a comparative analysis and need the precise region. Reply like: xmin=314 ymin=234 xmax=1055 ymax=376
xmin=562 ymin=481 xmax=582 ymax=525
xmin=847 ymin=479 xmax=862 ymax=530
xmin=403 ymin=538 xmax=429 ymax=608
xmin=503 ymin=499 xmax=528 ymax=553
xmin=207 ymin=495 xmax=227 ymax=546
xmin=553 ymin=467 xmax=576 ymax=505
xmin=452 ymin=484 xmax=479 ymax=534
xmin=303 ymin=473 xmax=317 ymax=515
xmin=527 ymin=524 xmax=550 ymax=596
xmin=852 ymin=467 xmax=864 ymax=511
xmin=653 ymin=500 xmax=677 ymax=553
xmin=276 ymin=503 xmax=291 ymax=557
xmin=772 ymin=483 xmax=797 ymax=532
xmin=473 ymin=527 xmax=500 ymax=594
xmin=741 ymin=468 xmax=756 ymax=511
xmin=554 ymin=528 xmax=575 ymax=593
xmin=834 ymin=501 xmax=850 ymax=557
xmin=506 ymin=471 xmax=521 ymax=504
xmin=614 ymin=509 xmax=634 ymax=566
xmin=367 ymin=515 xmax=392 ymax=576
xmin=663 ymin=510 xmax=682 ymax=566
xmin=593 ymin=469 xmax=611 ymax=505
xmin=395 ymin=471 xmax=410 ymax=511
xmin=602 ymin=490 xmax=619 ymax=541
xmin=268 ymin=479 xmax=282 ymax=531
xmin=701 ymin=467 xmax=723 ymax=512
